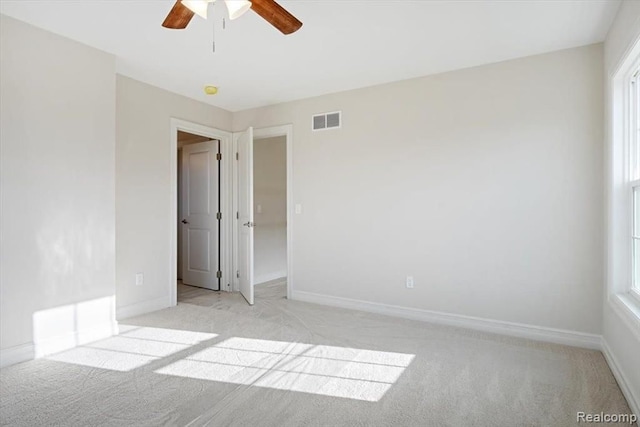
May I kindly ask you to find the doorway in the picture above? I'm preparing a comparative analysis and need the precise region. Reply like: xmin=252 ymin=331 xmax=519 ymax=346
xmin=170 ymin=119 xmax=234 ymax=307
xmin=169 ymin=120 xmax=292 ymax=307
xmin=253 ymin=135 xmax=288 ymax=297
xmin=233 ymin=125 xmax=294 ymax=305
xmin=177 ymin=131 xmax=221 ymax=292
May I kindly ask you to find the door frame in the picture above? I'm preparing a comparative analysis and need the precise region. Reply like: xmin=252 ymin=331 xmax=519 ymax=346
xmin=232 ymin=124 xmax=294 ymax=300
xmin=170 ymin=118 xmax=233 ymax=307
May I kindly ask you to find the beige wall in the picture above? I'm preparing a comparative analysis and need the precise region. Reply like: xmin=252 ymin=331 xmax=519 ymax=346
xmin=234 ymin=44 xmax=604 ymax=334
xmin=254 ymin=136 xmax=287 ymax=283
xmin=116 ymin=76 xmax=232 ymax=317
xmin=603 ymin=0 xmax=640 ymax=414
xmin=1 ymin=15 xmax=116 ymax=362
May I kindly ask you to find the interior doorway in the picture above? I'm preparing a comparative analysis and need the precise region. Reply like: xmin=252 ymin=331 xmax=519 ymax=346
xmin=177 ymin=131 xmax=221 ymax=292
xmin=169 ymin=120 xmax=292 ymax=308
xmin=233 ymin=125 xmax=294 ymax=305
xmin=170 ymin=119 xmax=234 ymax=307
xmin=252 ymin=135 xmax=288 ymax=298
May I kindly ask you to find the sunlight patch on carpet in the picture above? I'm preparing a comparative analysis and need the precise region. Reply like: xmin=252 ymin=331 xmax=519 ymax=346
xmin=46 ymin=326 xmax=218 ymax=371
xmin=155 ymin=337 xmax=415 ymax=401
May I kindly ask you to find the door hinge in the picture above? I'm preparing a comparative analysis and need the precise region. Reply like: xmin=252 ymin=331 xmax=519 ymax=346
xmin=216 ymin=212 xmax=222 ymax=220
xmin=236 ymin=270 xmax=240 ymax=278
xmin=236 ymin=211 xmax=239 ymax=219
xmin=236 ymin=152 xmax=239 ymax=160
xmin=216 ymin=153 xmax=222 ymax=161
xmin=216 ymin=271 xmax=222 ymax=279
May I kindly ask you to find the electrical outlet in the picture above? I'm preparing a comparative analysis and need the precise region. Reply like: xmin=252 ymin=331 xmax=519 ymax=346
xmin=135 ymin=273 xmax=144 ymax=286
xmin=406 ymin=276 xmax=414 ymax=289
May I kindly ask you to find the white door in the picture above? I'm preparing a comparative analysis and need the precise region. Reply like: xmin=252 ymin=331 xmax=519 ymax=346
xmin=237 ymin=127 xmax=254 ymax=304
xmin=181 ymin=140 xmax=219 ymax=290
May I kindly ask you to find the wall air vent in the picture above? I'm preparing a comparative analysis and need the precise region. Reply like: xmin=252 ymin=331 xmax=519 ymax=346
xmin=312 ymin=111 xmax=341 ymax=131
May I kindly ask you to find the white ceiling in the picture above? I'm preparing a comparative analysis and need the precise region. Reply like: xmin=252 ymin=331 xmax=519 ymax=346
xmin=0 ymin=0 xmax=621 ymax=112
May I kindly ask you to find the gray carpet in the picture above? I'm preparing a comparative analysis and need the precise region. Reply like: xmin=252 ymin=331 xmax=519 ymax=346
xmin=0 ymin=280 xmax=634 ymax=426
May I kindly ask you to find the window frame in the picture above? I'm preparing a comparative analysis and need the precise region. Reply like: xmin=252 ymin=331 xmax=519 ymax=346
xmin=609 ymin=39 xmax=640 ymax=337
xmin=631 ymin=64 xmax=640 ymax=304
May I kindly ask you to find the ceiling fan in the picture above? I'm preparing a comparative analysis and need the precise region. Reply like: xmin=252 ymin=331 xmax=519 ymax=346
xmin=162 ymin=0 xmax=303 ymax=35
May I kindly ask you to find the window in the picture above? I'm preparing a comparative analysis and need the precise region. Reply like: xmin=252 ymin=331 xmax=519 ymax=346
xmin=632 ymin=67 xmax=640 ymax=301
xmin=610 ymin=42 xmax=640 ymax=327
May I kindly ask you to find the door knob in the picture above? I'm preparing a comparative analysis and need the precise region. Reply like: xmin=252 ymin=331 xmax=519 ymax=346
xmin=181 ymin=219 xmax=189 ymax=224
xmin=243 ymin=222 xmax=255 ymax=227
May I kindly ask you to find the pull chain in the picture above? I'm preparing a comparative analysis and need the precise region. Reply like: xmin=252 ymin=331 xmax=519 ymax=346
xmin=211 ymin=6 xmax=226 ymax=53
xmin=212 ymin=12 xmax=216 ymax=53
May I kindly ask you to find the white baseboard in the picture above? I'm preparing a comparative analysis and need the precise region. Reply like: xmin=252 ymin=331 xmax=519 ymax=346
xmin=116 ymin=296 xmax=169 ymax=320
xmin=602 ymin=340 xmax=640 ymax=417
xmin=254 ymin=271 xmax=287 ymax=285
xmin=0 ymin=343 xmax=35 ymax=368
xmin=291 ymin=290 xmax=602 ymax=350
xmin=34 ymin=320 xmax=119 ymax=358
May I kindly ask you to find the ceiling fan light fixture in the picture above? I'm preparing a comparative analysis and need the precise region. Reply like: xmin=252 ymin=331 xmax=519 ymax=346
xmin=224 ymin=0 xmax=252 ymax=20
xmin=181 ymin=0 xmax=214 ymax=19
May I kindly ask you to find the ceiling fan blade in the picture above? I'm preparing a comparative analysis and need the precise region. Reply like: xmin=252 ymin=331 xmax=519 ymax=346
xmin=162 ymin=0 xmax=195 ymax=29
xmin=250 ymin=0 xmax=303 ymax=35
